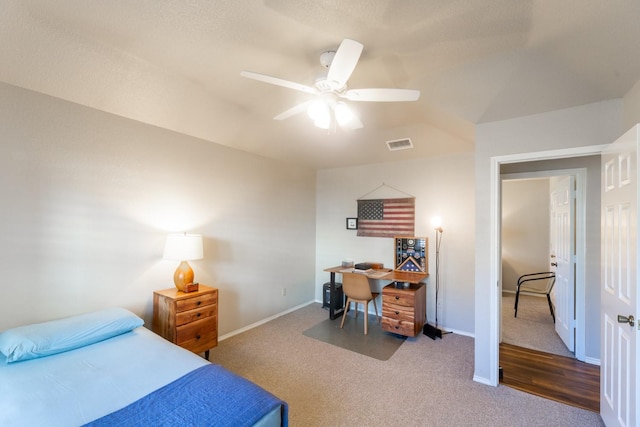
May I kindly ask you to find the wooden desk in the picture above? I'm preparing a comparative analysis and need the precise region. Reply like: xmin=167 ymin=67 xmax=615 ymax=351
xmin=323 ymin=266 xmax=428 ymax=320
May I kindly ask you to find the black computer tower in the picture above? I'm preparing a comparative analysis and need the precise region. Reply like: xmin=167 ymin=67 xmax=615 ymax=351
xmin=322 ymin=282 xmax=344 ymax=310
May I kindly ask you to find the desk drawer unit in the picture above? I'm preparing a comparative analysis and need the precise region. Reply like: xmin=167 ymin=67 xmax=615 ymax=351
xmin=153 ymin=285 xmax=218 ymax=358
xmin=381 ymin=282 xmax=426 ymax=337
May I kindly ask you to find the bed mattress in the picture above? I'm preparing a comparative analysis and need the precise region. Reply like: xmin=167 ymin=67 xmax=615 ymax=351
xmin=0 ymin=326 xmax=283 ymax=426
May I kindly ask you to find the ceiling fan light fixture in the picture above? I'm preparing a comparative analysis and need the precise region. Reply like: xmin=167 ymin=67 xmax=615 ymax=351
xmin=314 ymin=115 xmax=331 ymax=129
xmin=307 ymin=99 xmax=327 ymax=120
xmin=334 ymin=102 xmax=353 ymax=126
xmin=308 ymin=99 xmax=332 ymax=129
xmin=241 ymin=38 xmax=420 ymax=131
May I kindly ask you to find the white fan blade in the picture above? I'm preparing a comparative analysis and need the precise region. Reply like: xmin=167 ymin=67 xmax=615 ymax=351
xmin=326 ymin=39 xmax=363 ymax=88
xmin=274 ymin=100 xmax=313 ymax=120
xmin=343 ymin=88 xmax=420 ymax=102
xmin=241 ymin=71 xmax=317 ymax=95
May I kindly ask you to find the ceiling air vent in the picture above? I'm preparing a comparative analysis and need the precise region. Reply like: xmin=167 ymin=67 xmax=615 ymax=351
xmin=386 ymin=138 xmax=413 ymax=151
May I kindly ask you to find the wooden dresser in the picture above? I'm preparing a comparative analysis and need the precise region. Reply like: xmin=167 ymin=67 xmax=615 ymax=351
xmin=381 ymin=282 xmax=426 ymax=337
xmin=152 ymin=284 xmax=218 ymax=360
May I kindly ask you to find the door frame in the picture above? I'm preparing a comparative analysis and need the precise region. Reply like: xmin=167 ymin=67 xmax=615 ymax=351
xmin=489 ymin=145 xmax=608 ymax=384
xmin=501 ymin=168 xmax=586 ymax=359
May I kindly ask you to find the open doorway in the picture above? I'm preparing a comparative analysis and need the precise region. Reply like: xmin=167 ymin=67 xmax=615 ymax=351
xmin=495 ymin=157 xmax=601 ymax=407
xmin=501 ymin=174 xmax=577 ymax=359
xmin=498 ymin=156 xmax=602 ymax=364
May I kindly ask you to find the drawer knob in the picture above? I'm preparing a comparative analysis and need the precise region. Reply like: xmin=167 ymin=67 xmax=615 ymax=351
xmin=196 ymin=335 xmax=201 ymax=340
xmin=395 ymin=296 xmax=399 ymax=300
xmin=196 ymin=312 xmax=201 ymax=317
xmin=395 ymin=326 xmax=399 ymax=330
xmin=197 ymin=301 xmax=202 ymax=306
xmin=395 ymin=311 xmax=399 ymax=315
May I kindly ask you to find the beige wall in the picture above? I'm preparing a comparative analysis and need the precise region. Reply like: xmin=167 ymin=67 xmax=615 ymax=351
xmin=623 ymin=80 xmax=640 ymax=130
xmin=501 ymin=179 xmax=550 ymax=292
xmin=316 ymin=153 xmax=476 ymax=335
xmin=0 ymin=82 xmax=317 ymax=334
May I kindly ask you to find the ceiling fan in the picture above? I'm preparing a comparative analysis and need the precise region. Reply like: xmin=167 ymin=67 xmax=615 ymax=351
xmin=240 ymin=38 xmax=420 ymax=130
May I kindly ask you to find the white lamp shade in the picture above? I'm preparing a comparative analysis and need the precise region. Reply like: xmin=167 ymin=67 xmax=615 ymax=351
xmin=308 ymin=100 xmax=331 ymax=129
xmin=334 ymin=102 xmax=353 ymax=125
xmin=163 ymin=233 xmax=203 ymax=261
xmin=307 ymin=99 xmax=327 ymax=121
xmin=308 ymin=100 xmax=354 ymax=129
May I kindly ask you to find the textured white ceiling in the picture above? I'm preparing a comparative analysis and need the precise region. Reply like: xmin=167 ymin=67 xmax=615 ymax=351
xmin=2 ymin=0 xmax=640 ymax=169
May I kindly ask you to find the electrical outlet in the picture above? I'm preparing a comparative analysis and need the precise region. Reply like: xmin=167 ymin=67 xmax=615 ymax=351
xmin=281 ymin=287 xmax=286 ymax=296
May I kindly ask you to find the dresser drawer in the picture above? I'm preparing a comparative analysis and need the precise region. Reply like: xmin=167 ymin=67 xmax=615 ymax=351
xmin=179 ymin=331 xmax=218 ymax=354
xmin=175 ymin=305 xmax=216 ymax=326
xmin=381 ymin=317 xmax=415 ymax=336
xmin=175 ymin=292 xmax=217 ymax=312
xmin=382 ymin=294 xmax=415 ymax=308
xmin=382 ymin=304 xmax=415 ymax=322
xmin=176 ymin=316 xmax=217 ymax=347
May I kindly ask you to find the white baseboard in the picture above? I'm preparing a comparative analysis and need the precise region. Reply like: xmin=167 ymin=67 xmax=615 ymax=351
xmin=435 ymin=326 xmax=474 ymax=338
xmin=219 ymin=300 xmax=316 ymax=342
xmin=338 ymin=297 xmax=476 ymax=338
xmin=222 ymin=299 xmax=477 ymax=342
xmin=473 ymin=374 xmax=495 ymax=386
xmin=503 ymin=289 xmax=548 ymax=298
xmin=584 ymin=356 xmax=600 ymax=366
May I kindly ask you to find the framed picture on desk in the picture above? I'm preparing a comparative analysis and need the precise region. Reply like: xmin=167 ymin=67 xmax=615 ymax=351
xmin=346 ymin=218 xmax=358 ymax=230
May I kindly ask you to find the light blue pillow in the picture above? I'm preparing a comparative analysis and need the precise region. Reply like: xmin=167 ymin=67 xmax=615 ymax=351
xmin=0 ymin=307 xmax=144 ymax=363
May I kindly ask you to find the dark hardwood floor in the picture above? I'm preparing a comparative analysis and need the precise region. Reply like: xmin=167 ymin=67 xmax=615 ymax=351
xmin=499 ymin=343 xmax=600 ymax=413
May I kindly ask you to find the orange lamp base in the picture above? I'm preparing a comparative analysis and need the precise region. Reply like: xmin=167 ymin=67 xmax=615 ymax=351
xmin=173 ymin=260 xmax=195 ymax=292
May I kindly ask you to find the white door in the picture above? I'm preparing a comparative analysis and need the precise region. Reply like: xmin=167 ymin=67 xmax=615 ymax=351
xmin=550 ymin=175 xmax=575 ymax=352
xmin=600 ymin=126 xmax=638 ymax=426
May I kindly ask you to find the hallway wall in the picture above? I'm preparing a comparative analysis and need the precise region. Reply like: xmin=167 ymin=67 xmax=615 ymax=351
xmin=501 ymin=178 xmax=550 ymax=292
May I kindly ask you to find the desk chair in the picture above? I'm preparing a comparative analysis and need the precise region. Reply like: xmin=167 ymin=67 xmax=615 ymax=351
xmin=514 ymin=272 xmax=556 ymax=322
xmin=340 ymin=273 xmax=380 ymax=334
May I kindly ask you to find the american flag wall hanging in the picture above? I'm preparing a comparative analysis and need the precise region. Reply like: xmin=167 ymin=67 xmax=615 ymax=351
xmin=357 ymin=197 xmax=415 ymax=238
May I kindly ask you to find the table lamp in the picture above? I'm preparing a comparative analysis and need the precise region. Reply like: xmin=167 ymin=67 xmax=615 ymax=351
xmin=163 ymin=233 xmax=204 ymax=292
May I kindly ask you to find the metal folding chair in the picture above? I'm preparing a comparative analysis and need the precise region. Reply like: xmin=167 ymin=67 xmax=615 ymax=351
xmin=514 ymin=272 xmax=556 ymax=322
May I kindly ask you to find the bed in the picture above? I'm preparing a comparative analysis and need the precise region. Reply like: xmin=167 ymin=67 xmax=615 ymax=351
xmin=0 ymin=308 xmax=287 ymax=426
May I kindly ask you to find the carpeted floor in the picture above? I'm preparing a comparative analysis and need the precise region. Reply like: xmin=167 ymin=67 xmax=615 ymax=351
xmin=211 ymin=303 xmax=603 ymax=426
xmin=303 ymin=312 xmax=406 ymax=361
xmin=501 ymin=293 xmax=574 ymax=358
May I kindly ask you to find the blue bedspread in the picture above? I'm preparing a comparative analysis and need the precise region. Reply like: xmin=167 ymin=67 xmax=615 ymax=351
xmin=83 ymin=364 xmax=288 ymax=427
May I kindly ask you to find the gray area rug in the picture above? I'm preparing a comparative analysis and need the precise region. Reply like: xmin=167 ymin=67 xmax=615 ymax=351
xmin=303 ymin=311 xmax=406 ymax=361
